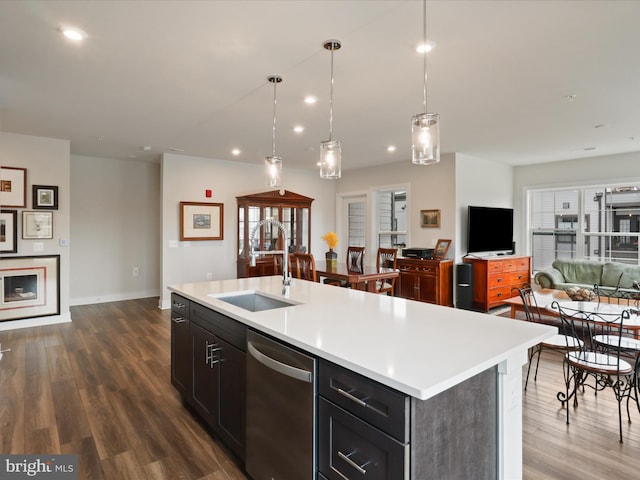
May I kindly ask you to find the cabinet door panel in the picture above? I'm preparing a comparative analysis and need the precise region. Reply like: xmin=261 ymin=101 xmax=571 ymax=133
xmin=216 ymin=337 xmax=246 ymax=461
xmin=171 ymin=315 xmax=191 ymax=396
xmin=191 ymin=322 xmax=217 ymax=425
xmin=418 ymin=275 xmax=437 ymax=303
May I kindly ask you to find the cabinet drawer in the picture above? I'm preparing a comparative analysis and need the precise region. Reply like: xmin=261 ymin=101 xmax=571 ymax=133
xmin=191 ymin=302 xmax=247 ymax=351
xmin=488 ymin=273 xmax=509 ymax=288
xmin=488 ymin=285 xmax=511 ymax=304
xmin=510 ymin=271 xmax=528 ymax=284
xmin=318 ymin=398 xmax=409 ymax=480
xmin=487 ymin=261 xmax=504 ymax=273
xmin=171 ymin=293 xmax=190 ymax=317
xmin=319 ymin=360 xmax=409 ymax=443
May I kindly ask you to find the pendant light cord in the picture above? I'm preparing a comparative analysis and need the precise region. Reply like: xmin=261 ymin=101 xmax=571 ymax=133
xmin=329 ymin=46 xmax=335 ymax=142
xmin=272 ymin=79 xmax=277 ymax=156
xmin=422 ymin=0 xmax=428 ymax=114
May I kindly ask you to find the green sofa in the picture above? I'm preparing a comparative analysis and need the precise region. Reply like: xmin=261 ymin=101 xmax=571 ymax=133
xmin=534 ymin=258 xmax=640 ymax=297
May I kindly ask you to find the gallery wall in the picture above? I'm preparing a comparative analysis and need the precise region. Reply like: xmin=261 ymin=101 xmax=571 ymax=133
xmin=0 ymin=131 xmax=71 ymax=331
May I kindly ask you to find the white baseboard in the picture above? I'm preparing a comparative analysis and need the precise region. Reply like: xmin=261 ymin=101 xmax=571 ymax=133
xmin=0 ymin=311 xmax=72 ymax=332
xmin=70 ymin=289 xmax=160 ymax=306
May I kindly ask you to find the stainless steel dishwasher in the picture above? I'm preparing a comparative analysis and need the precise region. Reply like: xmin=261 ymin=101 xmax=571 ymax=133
xmin=246 ymin=329 xmax=316 ymax=480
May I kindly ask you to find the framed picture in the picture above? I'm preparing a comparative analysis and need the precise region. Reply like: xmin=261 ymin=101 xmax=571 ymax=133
xmin=33 ymin=185 xmax=59 ymax=210
xmin=0 ymin=255 xmax=60 ymax=322
xmin=420 ymin=209 xmax=441 ymax=228
xmin=180 ymin=201 xmax=224 ymax=241
xmin=1 ymin=210 xmax=18 ymax=253
xmin=0 ymin=166 xmax=27 ymax=208
xmin=22 ymin=211 xmax=53 ymax=239
xmin=433 ymin=238 xmax=452 ymax=260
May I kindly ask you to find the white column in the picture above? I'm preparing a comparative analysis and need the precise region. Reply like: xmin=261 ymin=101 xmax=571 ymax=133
xmin=497 ymin=350 xmax=528 ymax=480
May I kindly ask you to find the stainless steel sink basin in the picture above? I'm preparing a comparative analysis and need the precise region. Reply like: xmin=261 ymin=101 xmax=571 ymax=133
xmin=211 ymin=291 xmax=298 ymax=312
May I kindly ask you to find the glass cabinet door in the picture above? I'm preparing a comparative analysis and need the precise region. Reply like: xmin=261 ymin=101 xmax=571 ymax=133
xmin=236 ymin=190 xmax=314 ymax=278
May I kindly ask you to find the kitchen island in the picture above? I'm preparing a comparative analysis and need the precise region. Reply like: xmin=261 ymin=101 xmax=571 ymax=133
xmin=169 ymin=275 xmax=555 ymax=480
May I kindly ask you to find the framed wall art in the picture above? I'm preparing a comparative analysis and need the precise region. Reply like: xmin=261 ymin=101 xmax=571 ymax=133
xmin=0 ymin=209 xmax=18 ymax=253
xmin=22 ymin=211 xmax=53 ymax=239
xmin=32 ymin=185 xmax=59 ymax=210
xmin=180 ymin=201 xmax=224 ymax=241
xmin=0 ymin=255 xmax=60 ymax=322
xmin=420 ymin=209 xmax=441 ymax=228
xmin=0 ymin=166 xmax=27 ymax=208
xmin=433 ymin=238 xmax=452 ymax=260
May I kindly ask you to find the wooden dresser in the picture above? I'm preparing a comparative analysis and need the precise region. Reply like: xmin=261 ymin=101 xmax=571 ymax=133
xmin=397 ymin=258 xmax=453 ymax=306
xmin=463 ymin=255 xmax=531 ymax=312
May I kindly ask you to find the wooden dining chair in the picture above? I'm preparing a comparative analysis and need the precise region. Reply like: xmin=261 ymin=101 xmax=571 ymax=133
xmin=346 ymin=246 xmax=365 ymax=273
xmin=513 ymin=285 xmax=583 ymax=390
xmin=375 ymin=248 xmax=397 ymax=296
xmin=289 ymin=253 xmax=317 ymax=282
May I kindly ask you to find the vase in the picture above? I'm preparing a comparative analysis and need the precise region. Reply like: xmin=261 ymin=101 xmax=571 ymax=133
xmin=325 ymin=248 xmax=337 ymax=270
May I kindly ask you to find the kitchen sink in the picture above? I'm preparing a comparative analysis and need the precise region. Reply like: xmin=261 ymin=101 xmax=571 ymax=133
xmin=211 ymin=291 xmax=298 ymax=312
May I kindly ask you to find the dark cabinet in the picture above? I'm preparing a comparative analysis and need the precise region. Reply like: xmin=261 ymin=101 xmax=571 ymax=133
xmin=170 ymin=294 xmax=191 ymax=397
xmin=170 ymin=295 xmax=247 ymax=461
xmin=397 ymin=258 xmax=453 ymax=306
xmin=317 ymin=360 xmax=498 ymax=480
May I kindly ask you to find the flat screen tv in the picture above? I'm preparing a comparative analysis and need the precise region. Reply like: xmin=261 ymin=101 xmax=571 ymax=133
xmin=467 ymin=206 xmax=514 ymax=255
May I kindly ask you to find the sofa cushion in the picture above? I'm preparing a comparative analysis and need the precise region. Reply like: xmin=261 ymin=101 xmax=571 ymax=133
xmin=601 ymin=262 xmax=640 ymax=288
xmin=551 ymin=259 xmax=603 ymax=286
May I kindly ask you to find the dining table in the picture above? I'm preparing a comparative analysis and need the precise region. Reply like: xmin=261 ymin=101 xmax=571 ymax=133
xmin=546 ymin=300 xmax=640 ymax=338
xmin=315 ymin=261 xmax=399 ymax=293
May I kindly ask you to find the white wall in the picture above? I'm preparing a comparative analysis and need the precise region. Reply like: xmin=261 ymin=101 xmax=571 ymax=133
xmin=0 ymin=132 xmax=71 ymax=330
xmin=160 ymin=153 xmax=336 ymax=309
xmin=70 ymin=155 xmax=161 ymax=305
xmin=335 ymin=154 xmax=457 ymax=263
xmin=513 ymin=151 xmax=640 ymax=255
xmin=455 ymin=154 xmax=514 ymax=261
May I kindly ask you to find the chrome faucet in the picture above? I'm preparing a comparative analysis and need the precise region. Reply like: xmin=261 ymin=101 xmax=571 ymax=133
xmin=249 ymin=218 xmax=291 ymax=294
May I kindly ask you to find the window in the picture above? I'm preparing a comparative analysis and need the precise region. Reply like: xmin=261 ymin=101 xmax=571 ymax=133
xmin=377 ymin=189 xmax=407 ymax=249
xmin=529 ymin=184 xmax=640 ymax=271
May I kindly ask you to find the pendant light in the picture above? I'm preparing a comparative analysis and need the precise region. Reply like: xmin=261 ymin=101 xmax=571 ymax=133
xmin=411 ymin=0 xmax=440 ymax=165
xmin=320 ymin=39 xmax=342 ymax=179
xmin=265 ymin=75 xmax=283 ymax=188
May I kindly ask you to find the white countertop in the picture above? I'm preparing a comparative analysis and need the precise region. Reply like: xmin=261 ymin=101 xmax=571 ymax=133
xmin=169 ymin=276 xmax=556 ymax=400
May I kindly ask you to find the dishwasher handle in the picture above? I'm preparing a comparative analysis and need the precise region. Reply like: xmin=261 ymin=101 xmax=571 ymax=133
xmin=248 ymin=341 xmax=313 ymax=383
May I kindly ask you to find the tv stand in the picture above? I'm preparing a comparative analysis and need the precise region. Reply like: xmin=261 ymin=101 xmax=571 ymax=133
xmin=463 ymin=255 xmax=530 ymax=312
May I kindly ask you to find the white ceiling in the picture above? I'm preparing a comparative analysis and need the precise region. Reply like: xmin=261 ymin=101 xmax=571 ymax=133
xmin=1 ymin=0 xmax=639 ymax=172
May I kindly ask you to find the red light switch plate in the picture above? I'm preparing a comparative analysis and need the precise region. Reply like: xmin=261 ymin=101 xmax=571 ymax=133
xmin=205 ymin=189 xmax=212 ymax=198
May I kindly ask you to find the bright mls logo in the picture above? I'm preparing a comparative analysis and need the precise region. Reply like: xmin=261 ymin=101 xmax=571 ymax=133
xmin=0 ymin=455 xmax=78 ymax=479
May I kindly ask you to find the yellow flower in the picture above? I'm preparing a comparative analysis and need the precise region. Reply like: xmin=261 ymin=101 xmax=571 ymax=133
xmin=322 ymin=231 xmax=338 ymax=249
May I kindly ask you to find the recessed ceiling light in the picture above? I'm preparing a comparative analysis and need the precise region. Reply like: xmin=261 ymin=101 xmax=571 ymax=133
xmin=304 ymin=96 xmax=317 ymax=104
xmin=293 ymin=125 xmax=304 ymax=133
xmin=584 ymin=147 xmax=597 ymax=151
xmin=594 ymin=124 xmax=606 ymax=129
xmin=416 ymin=42 xmax=435 ymax=53
xmin=564 ymin=94 xmax=577 ymax=102
xmin=168 ymin=147 xmax=184 ymax=152
xmin=387 ymin=145 xmax=397 ymax=152
xmin=231 ymin=148 xmax=241 ymax=156
xmin=59 ymin=26 xmax=87 ymax=42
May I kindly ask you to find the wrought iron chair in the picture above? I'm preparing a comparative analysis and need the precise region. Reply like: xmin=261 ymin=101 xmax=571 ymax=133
xmin=553 ymin=301 xmax=638 ymax=443
xmin=595 ymin=273 xmax=640 ymax=309
xmin=375 ymin=248 xmax=397 ymax=296
xmin=289 ymin=253 xmax=317 ymax=282
xmin=513 ymin=285 xmax=583 ymax=390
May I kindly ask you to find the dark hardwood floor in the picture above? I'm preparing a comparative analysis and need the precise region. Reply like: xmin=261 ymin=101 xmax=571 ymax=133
xmin=0 ymin=298 xmax=638 ymax=479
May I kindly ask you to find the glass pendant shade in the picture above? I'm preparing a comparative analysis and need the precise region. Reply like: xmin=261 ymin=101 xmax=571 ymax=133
xmin=319 ymin=140 xmax=341 ymax=179
xmin=411 ymin=112 xmax=440 ymax=165
xmin=265 ymin=155 xmax=282 ymax=188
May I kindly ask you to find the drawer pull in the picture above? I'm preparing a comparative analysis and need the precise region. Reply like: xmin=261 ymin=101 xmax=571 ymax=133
xmin=337 ymin=450 xmax=369 ymax=475
xmin=172 ymin=317 xmax=186 ymax=324
xmin=496 ymin=277 xmax=502 ymax=283
xmin=173 ymin=302 xmax=186 ymax=309
xmin=336 ymin=387 xmax=368 ymax=407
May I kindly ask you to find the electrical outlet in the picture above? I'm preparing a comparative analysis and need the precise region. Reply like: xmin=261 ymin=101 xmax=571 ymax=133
xmin=133 ymin=266 xmax=139 ymax=277
xmin=206 ymin=272 xmax=213 ymax=280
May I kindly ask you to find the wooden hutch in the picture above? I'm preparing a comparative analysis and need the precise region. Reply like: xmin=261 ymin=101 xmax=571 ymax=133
xmin=236 ymin=190 xmax=314 ymax=278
